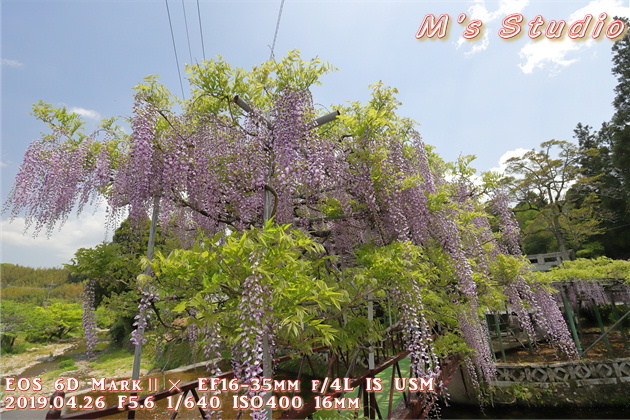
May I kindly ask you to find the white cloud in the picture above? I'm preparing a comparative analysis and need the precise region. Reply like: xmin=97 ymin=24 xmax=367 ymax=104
xmin=518 ymin=0 xmax=630 ymax=74
xmin=1 ymin=207 xmax=113 ymax=268
xmin=489 ymin=148 xmax=529 ymax=174
xmin=462 ymin=34 xmax=490 ymax=56
xmin=473 ymin=0 xmax=530 ymax=23
xmin=457 ymin=0 xmax=530 ymax=54
xmin=2 ymin=58 xmax=23 ymax=68
xmin=0 ymin=161 xmax=8 ymax=168
xmin=569 ymin=0 xmax=630 ymax=24
xmin=518 ymin=41 xmax=582 ymax=75
xmin=69 ymin=107 xmax=101 ymax=120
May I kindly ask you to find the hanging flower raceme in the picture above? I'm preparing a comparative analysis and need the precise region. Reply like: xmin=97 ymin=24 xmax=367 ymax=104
xmin=465 ymin=215 xmax=495 ymax=276
xmin=4 ymin=134 xmax=99 ymax=236
xmin=231 ymin=255 xmax=274 ymax=420
xmin=502 ymin=280 xmax=537 ymax=343
xmin=342 ymin=129 xmax=436 ymax=248
xmin=491 ymin=189 xmax=521 ymax=257
xmin=459 ymin=305 xmax=496 ymax=383
xmin=187 ymin=323 xmax=199 ymax=352
xmin=492 ymin=187 xmax=578 ymax=359
xmin=269 ymin=88 xmax=327 ymax=223
xmin=395 ymin=285 xmax=441 ymax=382
xmin=82 ymin=279 xmax=98 ymax=356
xmin=532 ymin=288 xmax=578 ymax=358
xmin=203 ymin=323 xmax=224 ymax=377
xmin=131 ymin=285 xmax=159 ymax=346
xmin=202 ymin=323 xmax=224 ymax=420
xmin=435 ymin=212 xmax=479 ymax=300
xmin=109 ymin=95 xmax=161 ymax=226
xmin=571 ymin=280 xmax=609 ymax=308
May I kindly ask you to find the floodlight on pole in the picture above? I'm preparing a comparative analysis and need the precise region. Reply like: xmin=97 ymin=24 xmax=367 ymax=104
xmin=314 ymin=110 xmax=340 ymax=127
xmin=234 ymin=95 xmax=340 ymax=130
xmin=233 ymin=95 xmax=253 ymax=114
xmin=233 ymin=95 xmax=273 ymax=129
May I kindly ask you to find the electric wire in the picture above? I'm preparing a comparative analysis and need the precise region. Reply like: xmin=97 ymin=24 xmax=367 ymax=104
xmin=197 ymin=0 xmax=206 ymax=60
xmin=269 ymin=0 xmax=285 ymax=60
xmin=182 ymin=0 xmax=193 ymax=63
xmin=165 ymin=0 xmax=186 ymax=99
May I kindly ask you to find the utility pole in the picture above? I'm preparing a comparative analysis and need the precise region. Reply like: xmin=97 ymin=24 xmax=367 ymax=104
xmin=128 ymin=196 xmax=160 ymax=420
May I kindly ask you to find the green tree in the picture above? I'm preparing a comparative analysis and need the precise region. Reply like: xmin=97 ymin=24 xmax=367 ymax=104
xmin=537 ymin=256 xmax=630 ymax=283
xmin=66 ymin=218 xmax=177 ymax=346
xmin=152 ymin=222 xmax=352 ymax=354
xmin=570 ymin=123 xmax=626 ymax=257
xmin=505 ymin=140 xmax=604 ymax=260
xmin=1 ymin=264 xmax=71 ymax=305
xmin=0 ymin=300 xmax=29 ymax=351
xmin=610 ymin=19 xmax=630 ymax=192
xmin=570 ymin=19 xmax=630 ymax=258
xmin=512 ymin=202 xmax=557 ymax=255
xmin=22 ymin=302 xmax=83 ymax=342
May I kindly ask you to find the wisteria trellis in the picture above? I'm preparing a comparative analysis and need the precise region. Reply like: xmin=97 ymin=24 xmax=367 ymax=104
xmin=4 ymin=54 xmax=578 ymax=412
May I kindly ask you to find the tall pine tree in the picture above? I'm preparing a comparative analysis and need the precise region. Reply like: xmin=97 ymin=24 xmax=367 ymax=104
xmin=572 ymin=20 xmax=630 ymax=258
xmin=610 ymin=19 xmax=630 ymax=191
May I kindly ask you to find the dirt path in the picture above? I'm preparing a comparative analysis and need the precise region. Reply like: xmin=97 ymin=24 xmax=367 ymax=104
xmin=1 ymin=341 xmax=138 ymax=411
xmin=1 ymin=342 xmax=77 ymax=378
xmin=0 ymin=341 xmax=208 ymax=412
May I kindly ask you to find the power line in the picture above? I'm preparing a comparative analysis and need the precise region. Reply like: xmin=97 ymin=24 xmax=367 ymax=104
xmin=165 ymin=0 xmax=186 ymax=99
xmin=181 ymin=0 xmax=193 ymax=63
xmin=269 ymin=0 xmax=285 ymax=60
xmin=196 ymin=0 xmax=206 ymax=61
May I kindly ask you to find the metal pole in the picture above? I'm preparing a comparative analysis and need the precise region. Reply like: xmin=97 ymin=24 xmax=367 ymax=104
xmin=493 ymin=314 xmax=507 ymax=363
xmin=591 ymin=299 xmax=613 ymax=356
xmin=129 ymin=196 xmax=160 ymax=419
xmin=368 ymin=294 xmax=375 ymax=370
xmin=582 ymin=309 xmax=630 ymax=356
xmin=609 ymin=293 xmax=629 ymax=350
xmin=624 ymin=303 xmax=630 ymax=345
xmin=315 ymin=110 xmax=340 ymax=127
xmin=561 ymin=290 xmax=582 ymax=355
xmin=262 ymin=187 xmax=273 ymax=420
xmin=485 ymin=315 xmax=497 ymax=363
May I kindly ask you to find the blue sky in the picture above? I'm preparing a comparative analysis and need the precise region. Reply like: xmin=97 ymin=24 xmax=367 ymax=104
xmin=2 ymin=0 xmax=629 ymax=268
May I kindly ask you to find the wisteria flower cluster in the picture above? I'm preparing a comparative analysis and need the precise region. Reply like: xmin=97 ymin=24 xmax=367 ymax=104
xmin=4 ymin=136 xmax=97 ymax=236
xmin=492 ymin=188 xmax=578 ymax=359
xmin=82 ymin=279 xmax=98 ymax=356
xmin=395 ymin=285 xmax=440 ymax=381
xmin=201 ymin=324 xmax=224 ymax=420
xmin=131 ymin=285 xmax=160 ymax=346
xmin=231 ymin=255 xmax=273 ymax=420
